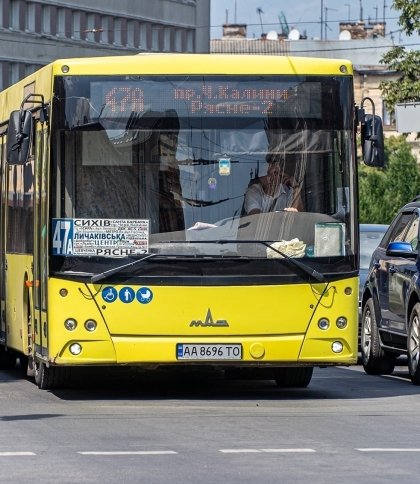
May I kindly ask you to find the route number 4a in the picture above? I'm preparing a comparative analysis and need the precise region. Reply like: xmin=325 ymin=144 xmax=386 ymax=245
xmin=52 ymin=220 xmax=74 ymax=255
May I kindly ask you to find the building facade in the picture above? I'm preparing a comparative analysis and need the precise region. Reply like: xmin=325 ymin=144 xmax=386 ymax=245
xmin=211 ymin=23 xmax=420 ymax=161
xmin=211 ymin=23 xmax=396 ymax=124
xmin=0 ymin=0 xmax=210 ymax=90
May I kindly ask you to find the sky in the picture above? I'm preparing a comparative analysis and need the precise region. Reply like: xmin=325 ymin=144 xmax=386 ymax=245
xmin=210 ymin=0 xmax=416 ymax=45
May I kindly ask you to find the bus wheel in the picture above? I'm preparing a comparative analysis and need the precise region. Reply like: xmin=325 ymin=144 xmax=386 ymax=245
xmin=34 ymin=360 xmax=71 ymax=390
xmin=23 ymin=355 xmax=35 ymax=377
xmin=0 ymin=346 xmax=17 ymax=370
xmin=274 ymin=367 xmax=313 ymax=388
xmin=361 ymin=298 xmax=395 ymax=375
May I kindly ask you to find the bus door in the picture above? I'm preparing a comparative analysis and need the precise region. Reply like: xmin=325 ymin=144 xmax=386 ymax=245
xmin=32 ymin=123 xmax=49 ymax=359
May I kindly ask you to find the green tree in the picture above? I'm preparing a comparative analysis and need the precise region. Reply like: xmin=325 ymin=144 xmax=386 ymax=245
xmin=380 ymin=0 xmax=420 ymax=113
xmin=393 ymin=0 xmax=420 ymax=35
xmin=359 ymin=164 xmax=387 ymax=223
xmin=359 ymin=136 xmax=420 ymax=223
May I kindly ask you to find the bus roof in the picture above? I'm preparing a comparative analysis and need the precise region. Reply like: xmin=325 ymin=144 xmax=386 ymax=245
xmin=51 ymin=53 xmax=353 ymax=76
xmin=0 ymin=53 xmax=353 ymax=121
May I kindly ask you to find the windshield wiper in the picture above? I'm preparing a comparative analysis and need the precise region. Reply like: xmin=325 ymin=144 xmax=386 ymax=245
xmin=168 ymin=239 xmax=325 ymax=283
xmin=257 ymin=240 xmax=325 ymax=282
xmin=90 ymin=253 xmax=157 ymax=283
xmin=90 ymin=240 xmax=325 ymax=284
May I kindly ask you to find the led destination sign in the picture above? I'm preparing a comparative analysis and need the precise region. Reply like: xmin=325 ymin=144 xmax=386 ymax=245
xmin=91 ymin=79 xmax=322 ymax=119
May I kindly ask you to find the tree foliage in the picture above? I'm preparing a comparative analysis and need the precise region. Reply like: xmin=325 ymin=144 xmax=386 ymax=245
xmin=379 ymin=0 xmax=420 ymax=113
xmin=359 ymin=136 xmax=420 ymax=223
xmin=393 ymin=0 xmax=420 ymax=35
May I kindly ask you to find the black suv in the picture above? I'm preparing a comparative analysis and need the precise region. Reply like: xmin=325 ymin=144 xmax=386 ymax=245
xmin=361 ymin=198 xmax=420 ymax=384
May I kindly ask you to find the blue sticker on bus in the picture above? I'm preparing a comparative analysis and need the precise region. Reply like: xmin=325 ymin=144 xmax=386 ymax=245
xmin=52 ymin=219 xmax=74 ymax=255
xmin=119 ymin=287 xmax=135 ymax=303
xmin=136 ymin=287 xmax=153 ymax=304
xmin=101 ymin=287 xmax=118 ymax=303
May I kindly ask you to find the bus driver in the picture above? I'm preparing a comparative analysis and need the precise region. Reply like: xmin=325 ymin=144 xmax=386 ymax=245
xmin=244 ymin=160 xmax=303 ymax=215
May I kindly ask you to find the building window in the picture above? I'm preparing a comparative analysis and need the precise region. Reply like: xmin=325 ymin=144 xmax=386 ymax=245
xmin=26 ymin=2 xmax=36 ymax=32
xmin=114 ymin=18 xmax=122 ymax=45
xmin=100 ymin=16 xmax=109 ymax=44
xmin=86 ymin=13 xmax=95 ymax=41
xmin=186 ymin=30 xmax=194 ymax=52
xmin=57 ymin=8 xmax=66 ymax=37
xmin=72 ymin=11 xmax=81 ymax=39
xmin=163 ymin=27 xmax=170 ymax=51
xmin=139 ymin=23 xmax=147 ymax=50
xmin=175 ymin=29 xmax=182 ymax=52
xmin=127 ymin=20 xmax=136 ymax=47
xmin=151 ymin=25 xmax=159 ymax=51
xmin=10 ymin=62 xmax=21 ymax=84
xmin=382 ymin=100 xmax=396 ymax=126
xmin=10 ymin=0 xmax=21 ymax=30
xmin=42 ymin=5 xmax=51 ymax=34
xmin=25 ymin=64 xmax=38 ymax=77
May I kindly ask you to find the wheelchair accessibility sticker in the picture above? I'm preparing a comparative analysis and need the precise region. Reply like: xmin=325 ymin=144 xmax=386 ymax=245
xmin=102 ymin=287 xmax=118 ymax=303
xmin=101 ymin=286 xmax=153 ymax=304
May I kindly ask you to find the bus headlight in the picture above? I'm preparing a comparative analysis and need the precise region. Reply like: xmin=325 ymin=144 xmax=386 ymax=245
xmin=318 ymin=318 xmax=330 ymax=330
xmin=84 ymin=319 xmax=97 ymax=332
xmin=64 ymin=318 xmax=77 ymax=331
xmin=336 ymin=316 xmax=348 ymax=329
xmin=69 ymin=343 xmax=82 ymax=355
xmin=332 ymin=341 xmax=343 ymax=353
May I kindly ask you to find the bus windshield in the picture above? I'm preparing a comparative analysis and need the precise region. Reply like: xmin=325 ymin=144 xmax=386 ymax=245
xmin=51 ymin=74 xmax=356 ymax=277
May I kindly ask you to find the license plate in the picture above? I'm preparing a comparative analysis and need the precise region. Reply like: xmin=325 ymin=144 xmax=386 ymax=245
xmin=176 ymin=344 xmax=242 ymax=360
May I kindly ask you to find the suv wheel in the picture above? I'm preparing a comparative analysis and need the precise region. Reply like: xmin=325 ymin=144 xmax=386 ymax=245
xmin=361 ymin=298 xmax=395 ymax=375
xmin=408 ymin=303 xmax=420 ymax=385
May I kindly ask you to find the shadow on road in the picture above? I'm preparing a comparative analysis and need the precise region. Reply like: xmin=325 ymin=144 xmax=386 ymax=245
xmin=0 ymin=361 xmax=417 ymax=402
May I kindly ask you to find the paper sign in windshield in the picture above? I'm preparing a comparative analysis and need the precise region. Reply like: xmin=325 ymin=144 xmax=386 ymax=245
xmin=52 ymin=218 xmax=149 ymax=257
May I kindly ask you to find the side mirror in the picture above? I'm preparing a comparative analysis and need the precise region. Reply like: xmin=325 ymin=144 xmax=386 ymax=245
xmin=361 ymin=114 xmax=385 ymax=167
xmin=386 ymin=241 xmax=417 ymax=258
xmin=6 ymin=110 xmax=33 ymax=165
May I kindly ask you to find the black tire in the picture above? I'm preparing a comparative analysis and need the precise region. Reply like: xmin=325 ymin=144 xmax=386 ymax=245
xmin=274 ymin=367 xmax=313 ymax=388
xmin=0 ymin=346 xmax=16 ymax=370
xmin=361 ymin=298 xmax=395 ymax=375
xmin=34 ymin=360 xmax=72 ymax=390
xmin=23 ymin=355 xmax=35 ymax=377
xmin=408 ymin=303 xmax=420 ymax=385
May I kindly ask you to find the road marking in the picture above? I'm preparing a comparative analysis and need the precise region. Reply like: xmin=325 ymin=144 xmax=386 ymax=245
xmin=0 ymin=452 xmax=36 ymax=456
xmin=357 ymin=448 xmax=420 ymax=452
xmin=260 ymin=449 xmax=316 ymax=453
xmin=78 ymin=451 xmax=178 ymax=455
xmin=220 ymin=448 xmax=315 ymax=454
xmin=220 ymin=449 xmax=261 ymax=453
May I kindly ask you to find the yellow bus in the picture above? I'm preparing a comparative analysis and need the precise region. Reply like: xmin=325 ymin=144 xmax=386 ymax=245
xmin=0 ymin=54 xmax=384 ymax=389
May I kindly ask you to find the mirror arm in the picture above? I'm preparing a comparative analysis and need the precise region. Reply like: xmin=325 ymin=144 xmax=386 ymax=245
xmin=360 ymin=96 xmax=375 ymax=124
xmin=20 ymin=93 xmax=49 ymax=124
xmin=20 ymin=93 xmax=45 ymax=111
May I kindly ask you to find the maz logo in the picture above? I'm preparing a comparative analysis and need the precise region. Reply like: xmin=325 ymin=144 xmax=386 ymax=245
xmin=189 ymin=309 xmax=229 ymax=327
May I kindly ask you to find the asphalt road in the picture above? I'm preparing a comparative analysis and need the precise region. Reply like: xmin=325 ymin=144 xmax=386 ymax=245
xmin=1 ymin=362 xmax=420 ymax=484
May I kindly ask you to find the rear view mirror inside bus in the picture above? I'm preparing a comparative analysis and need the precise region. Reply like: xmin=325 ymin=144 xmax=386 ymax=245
xmin=6 ymin=109 xmax=33 ymax=165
